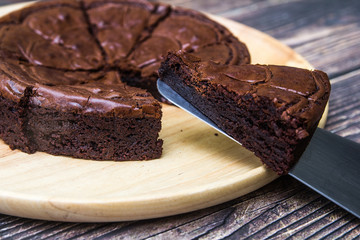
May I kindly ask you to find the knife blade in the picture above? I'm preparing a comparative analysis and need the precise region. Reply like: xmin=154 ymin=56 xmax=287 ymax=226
xmin=157 ymin=79 xmax=360 ymax=219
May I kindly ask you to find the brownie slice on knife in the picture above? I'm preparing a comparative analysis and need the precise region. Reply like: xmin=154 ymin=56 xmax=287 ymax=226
xmin=159 ymin=52 xmax=330 ymax=175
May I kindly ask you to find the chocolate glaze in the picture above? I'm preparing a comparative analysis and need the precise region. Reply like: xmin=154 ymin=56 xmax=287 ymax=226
xmin=0 ymin=0 xmax=250 ymax=117
xmin=0 ymin=60 xmax=160 ymax=118
xmin=0 ymin=5 xmax=103 ymax=70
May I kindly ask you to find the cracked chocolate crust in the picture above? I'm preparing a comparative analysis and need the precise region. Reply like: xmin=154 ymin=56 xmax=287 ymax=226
xmin=0 ymin=0 xmax=250 ymax=106
xmin=159 ymin=52 xmax=330 ymax=175
xmin=0 ymin=0 xmax=250 ymax=160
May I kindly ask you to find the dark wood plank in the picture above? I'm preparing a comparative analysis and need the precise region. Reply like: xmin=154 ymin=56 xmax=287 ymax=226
xmin=326 ymin=69 xmax=360 ymax=142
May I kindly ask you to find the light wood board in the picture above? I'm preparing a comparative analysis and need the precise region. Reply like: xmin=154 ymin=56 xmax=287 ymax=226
xmin=0 ymin=2 xmax=327 ymax=222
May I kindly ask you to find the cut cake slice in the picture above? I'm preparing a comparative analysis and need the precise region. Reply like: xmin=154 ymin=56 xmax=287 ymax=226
xmin=159 ymin=52 xmax=331 ymax=175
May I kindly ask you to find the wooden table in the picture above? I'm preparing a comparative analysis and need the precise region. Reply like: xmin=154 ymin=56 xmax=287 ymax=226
xmin=1 ymin=0 xmax=359 ymax=239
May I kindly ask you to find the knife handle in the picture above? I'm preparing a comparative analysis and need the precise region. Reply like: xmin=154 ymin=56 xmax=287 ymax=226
xmin=290 ymin=128 xmax=360 ymax=218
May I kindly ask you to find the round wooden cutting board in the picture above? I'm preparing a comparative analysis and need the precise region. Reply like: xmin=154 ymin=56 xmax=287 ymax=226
xmin=0 ymin=3 xmax=327 ymax=222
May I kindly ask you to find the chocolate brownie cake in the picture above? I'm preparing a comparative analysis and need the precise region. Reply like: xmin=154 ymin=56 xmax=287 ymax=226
xmin=159 ymin=52 xmax=331 ymax=174
xmin=0 ymin=0 xmax=250 ymax=160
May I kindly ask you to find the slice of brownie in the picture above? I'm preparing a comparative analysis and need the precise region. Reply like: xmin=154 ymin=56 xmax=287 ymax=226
xmin=159 ymin=52 xmax=331 ymax=175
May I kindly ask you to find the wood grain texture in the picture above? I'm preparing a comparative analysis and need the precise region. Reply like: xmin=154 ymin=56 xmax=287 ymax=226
xmin=1 ymin=0 xmax=360 ymax=239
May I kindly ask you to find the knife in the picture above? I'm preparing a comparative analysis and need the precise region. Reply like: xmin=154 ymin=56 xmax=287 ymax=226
xmin=157 ymin=79 xmax=360 ymax=219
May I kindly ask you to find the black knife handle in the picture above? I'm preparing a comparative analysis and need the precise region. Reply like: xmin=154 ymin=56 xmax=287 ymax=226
xmin=290 ymin=128 xmax=360 ymax=219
